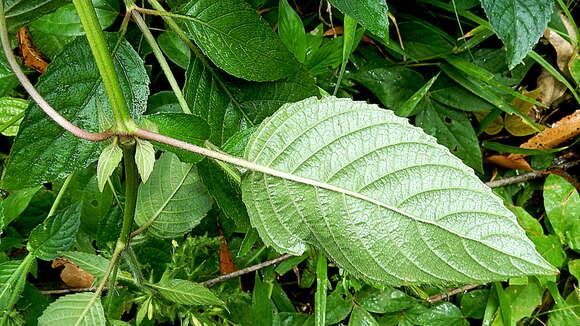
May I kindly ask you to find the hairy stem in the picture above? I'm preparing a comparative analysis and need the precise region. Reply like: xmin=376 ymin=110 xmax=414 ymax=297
xmin=0 ymin=3 xmax=111 ymax=141
xmin=73 ymin=0 xmax=136 ymax=133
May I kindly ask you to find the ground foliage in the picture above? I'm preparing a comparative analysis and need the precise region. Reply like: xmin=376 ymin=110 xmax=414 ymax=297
xmin=0 ymin=0 xmax=579 ymax=325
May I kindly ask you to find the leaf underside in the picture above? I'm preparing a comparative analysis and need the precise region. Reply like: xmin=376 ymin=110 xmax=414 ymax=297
xmin=242 ymin=97 xmax=555 ymax=286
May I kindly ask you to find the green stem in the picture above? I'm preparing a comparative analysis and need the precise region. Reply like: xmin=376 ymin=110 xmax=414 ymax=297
xmin=72 ymin=0 xmax=136 ymax=133
xmin=130 ymin=10 xmax=191 ymax=114
xmin=0 ymin=253 xmax=35 ymax=326
xmin=47 ymin=173 xmax=75 ymax=218
xmin=315 ymin=253 xmax=328 ymax=326
xmin=0 ymin=111 xmax=23 ymax=134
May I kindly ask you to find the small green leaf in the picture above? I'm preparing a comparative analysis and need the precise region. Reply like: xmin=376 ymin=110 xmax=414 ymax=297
xmin=530 ymin=234 xmax=566 ymax=269
xmin=135 ymin=139 xmax=155 ymax=184
xmin=0 ymin=256 xmax=34 ymax=311
xmin=569 ymin=260 xmax=580 ymax=281
xmin=38 ymin=292 xmax=106 ymax=326
xmin=29 ymin=0 xmax=119 ymax=37
xmin=2 ymin=35 xmax=149 ymax=189
xmin=96 ymin=142 xmax=122 ymax=192
xmin=178 ymin=0 xmax=298 ymax=81
xmin=152 ymin=279 xmax=224 ymax=306
xmin=144 ymin=113 xmax=210 ymax=163
xmin=399 ymin=21 xmax=454 ymax=60
xmin=327 ymin=0 xmax=389 ymax=39
xmin=460 ymin=289 xmax=489 ymax=319
xmin=416 ymin=98 xmax=483 ymax=173
xmin=325 ymin=289 xmax=353 ymax=324
xmin=348 ymin=306 xmax=380 ymax=326
xmin=414 ymin=302 xmax=468 ymax=326
xmin=355 ymin=286 xmax=417 ymax=314
xmin=157 ymin=31 xmax=190 ymax=69
xmin=2 ymin=185 xmax=42 ymax=226
xmin=544 ymin=174 xmax=580 ymax=245
xmin=397 ymin=73 xmax=439 ymax=117
xmin=4 ymin=0 xmax=69 ymax=32
xmin=278 ymin=0 xmax=306 ymax=63
xmin=134 ymin=152 xmax=212 ymax=238
xmin=480 ymin=0 xmax=554 ymax=68
xmin=28 ymin=203 xmax=81 ymax=261
xmin=0 ymin=96 xmax=27 ymax=136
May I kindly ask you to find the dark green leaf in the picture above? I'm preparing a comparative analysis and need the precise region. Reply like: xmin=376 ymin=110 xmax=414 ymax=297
xmin=348 ymin=306 xmax=379 ymax=326
xmin=351 ymin=66 xmax=425 ymax=112
xmin=146 ymin=91 xmax=180 ymax=114
xmin=325 ymin=290 xmax=353 ymax=324
xmin=327 ymin=0 xmax=389 ymax=39
xmin=252 ymin=273 xmax=276 ymax=326
xmin=356 ymin=286 xmax=417 ymax=313
xmin=480 ymin=0 xmax=554 ymax=68
xmin=278 ymin=0 xmax=306 ymax=63
xmin=430 ymin=75 xmax=496 ymax=112
xmin=177 ymin=0 xmax=298 ymax=81
xmin=398 ymin=21 xmax=453 ymax=60
xmin=29 ymin=0 xmax=119 ymax=37
xmin=4 ymin=0 xmax=69 ymax=32
xmin=157 ymin=31 xmax=190 ymax=69
xmin=27 ymin=203 xmax=81 ymax=260
xmin=242 ymin=97 xmax=554 ymax=285
xmin=460 ymin=289 xmax=489 ymax=319
xmin=3 ymin=186 xmax=42 ymax=226
xmin=414 ymin=302 xmax=468 ymax=326
xmin=2 ymin=35 xmax=149 ymax=189
xmin=152 ymin=279 xmax=224 ymax=306
xmin=144 ymin=113 xmax=210 ymax=163
xmin=416 ymin=99 xmax=483 ymax=173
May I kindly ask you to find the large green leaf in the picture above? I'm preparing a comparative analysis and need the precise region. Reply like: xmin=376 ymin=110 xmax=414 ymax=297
xmin=37 ymin=292 xmax=106 ymax=326
xmin=3 ymin=0 xmax=69 ymax=32
xmin=151 ymin=279 xmax=224 ymax=306
xmin=27 ymin=203 xmax=81 ymax=260
xmin=242 ymin=97 xmax=555 ymax=286
xmin=0 ymin=96 xmax=27 ymax=136
xmin=29 ymin=0 xmax=119 ymax=37
xmin=327 ymin=0 xmax=389 ymax=39
xmin=134 ymin=152 xmax=212 ymax=238
xmin=480 ymin=0 xmax=554 ymax=68
xmin=2 ymin=35 xmax=149 ymax=189
xmin=177 ymin=0 xmax=298 ymax=81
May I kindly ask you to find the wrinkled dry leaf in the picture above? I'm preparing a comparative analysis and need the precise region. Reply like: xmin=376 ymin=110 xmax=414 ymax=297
xmin=505 ymin=88 xmax=541 ymax=136
xmin=51 ymin=258 xmax=94 ymax=288
xmin=486 ymin=154 xmax=533 ymax=171
xmin=219 ymin=235 xmax=237 ymax=274
xmin=537 ymin=69 xmax=567 ymax=107
xmin=16 ymin=27 xmax=48 ymax=73
xmin=544 ymin=11 xmax=577 ymax=76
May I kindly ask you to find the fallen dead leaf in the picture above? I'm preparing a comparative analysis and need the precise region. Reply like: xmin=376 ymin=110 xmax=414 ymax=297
xmin=218 ymin=235 xmax=237 ymax=275
xmin=486 ymin=154 xmax=533 ymax=171
xmin=16 ymin=27 xmax=49 ymax=73
xmin=544 ymin=11 xmax=577 ymax=76
xmin=52 ymin=258 xmax=94 ymax=288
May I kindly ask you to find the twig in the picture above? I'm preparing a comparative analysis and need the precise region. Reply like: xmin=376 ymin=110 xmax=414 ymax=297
xmin=39 ymin=286 xmax=126 ymax=295
xmin=428 ymin=284 xmax=481 ymax=303
xmin=202 ymin=254 xmax=293 ymax=287
xmin=485 ymin=159 xmax=580 ymax=188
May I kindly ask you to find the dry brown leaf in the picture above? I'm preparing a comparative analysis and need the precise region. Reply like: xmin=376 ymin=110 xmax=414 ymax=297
xmin=16 ymin=27 xmax=49 ymax=73
xmin=52 ymin=258 xmax=94 ymax=288
xmin=537 ymin=69 xmax=567 ymax=107
xmin=505 ymin=88 xmax=542 ymax=136
xmin=219 ymin=236 xmax=237 ymax=275
xmin=544 ymin=11 xmax=577 ymax=76
xmin=486 ymin=154 xmax=533 ymax=171
xmin=508 ymin=110 xmax=580 ymax=163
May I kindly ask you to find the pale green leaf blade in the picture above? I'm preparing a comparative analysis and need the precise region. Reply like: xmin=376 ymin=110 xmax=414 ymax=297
xmin=278 ymin=0 xmax=307 ymax=63
xmin=135 ymin=139 xmax=155 ymax=184
xmin=153 ymin=279 xmax=224 ymax=306
xmin=0 ymin=260 xmax=23 ymax=310
xmin=37 ymin=292 xmax=106 ymax=326
xmin=2 ymin=35 xmax=149 ymax=189
xmin=28 ymin=203 xmax=81 ymax=260
xmin=4 ymin=0 xmax=68 ymax=32
xmin=0 ymin=96 xmax=27 ymax=136
xmin=543 ymin=174 xmax=580 ymax=245
xmin=96 ymin=143 xmax=122 ymax=192
xmin=178 ymin=0 xmax=298 ymax=81
xmin=242 ymin=97 xmax=555 ymax=286
xmin=134 ymin=152 xmax=212 ymax=238
xmin=327 ymin=0 xmax=389 ymax=39
xmin=480 ymin=0 xmax=554 ymax=68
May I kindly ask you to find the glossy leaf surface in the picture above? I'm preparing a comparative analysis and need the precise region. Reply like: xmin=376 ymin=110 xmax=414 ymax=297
xmin=328 ymin=0 xmax=389 ymax=39
xmin=28 ymin=203 xmax=81 ymax=260
xmin=242 ymin=97 xmax=555 ymax=285
xmin=2 ymin=35 xmax=149 ymax=189
xmin=177 ymin=0 xmax=298 ymax=81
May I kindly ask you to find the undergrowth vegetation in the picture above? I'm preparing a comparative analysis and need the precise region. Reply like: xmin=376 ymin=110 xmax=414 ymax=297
xmin=0 ymin=0 xmax=579 ymax=325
